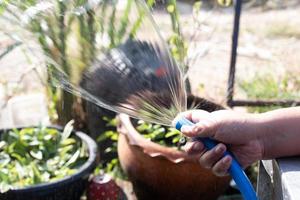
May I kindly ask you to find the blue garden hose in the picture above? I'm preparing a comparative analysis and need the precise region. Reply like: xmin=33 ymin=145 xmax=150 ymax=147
xmin=174 ymin=117 xmax=258 ymax=200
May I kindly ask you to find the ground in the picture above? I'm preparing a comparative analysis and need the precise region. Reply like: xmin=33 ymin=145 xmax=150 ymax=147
xmin=159 ymin=2 xmax=300 ymax=106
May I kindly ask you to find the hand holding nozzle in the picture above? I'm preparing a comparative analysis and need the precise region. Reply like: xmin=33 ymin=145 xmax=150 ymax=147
xmin=173 ymin=110 xmax=260 ymax=200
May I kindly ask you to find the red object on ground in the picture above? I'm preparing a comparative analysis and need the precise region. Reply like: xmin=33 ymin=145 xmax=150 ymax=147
xmin=87 ymin=174 xmax=125 ymax=200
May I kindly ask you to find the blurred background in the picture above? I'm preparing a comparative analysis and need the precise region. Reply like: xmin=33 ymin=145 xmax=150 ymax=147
xmin=0 ymin=0 xmax=300 ymax=199
xmin=1 ymin=0 xmax=300 ymax=127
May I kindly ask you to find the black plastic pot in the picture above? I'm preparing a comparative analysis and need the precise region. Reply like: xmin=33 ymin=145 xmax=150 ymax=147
xmin=0 ymin=126 xmax=98 ymax=200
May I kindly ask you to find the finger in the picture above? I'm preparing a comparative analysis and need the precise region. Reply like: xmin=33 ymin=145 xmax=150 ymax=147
xmin=181 ymin=125 xmax=198 ymax=137
xmin=181 ymin=119 xmax=217 ymax=138
xmin=178 ymin=110 xmax=210 ymax=123
xmin=179 ymin=110 xmax=217 ymax=138
xmin=199 ymin=143 xmax=226 ymax=169
xmin=212 ymin=155 xmax=232 ymax=177
xmin=183 ymin=141 xmax=205 ymax=155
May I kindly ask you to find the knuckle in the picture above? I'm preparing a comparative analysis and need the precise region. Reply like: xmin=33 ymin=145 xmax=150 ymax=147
xmin=213 ymin=166 xmax=226 ymax=177
xmin=214 ymin=122 xmax=225 ymax=138
xmin=215 ymin=171 xmax=226 ymax=177
xmin=199 ymin=156 xmax=210 ymax=169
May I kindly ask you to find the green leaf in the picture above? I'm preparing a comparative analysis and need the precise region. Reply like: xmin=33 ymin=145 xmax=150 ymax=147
xmin=110 ymin=133 xmax=118 ymax=141
xmin=15 ymin=161 xmax=25 ymax=179
xmin=0 ymin=154 xmax=10 ymax=167
xmin=28 ymin=140 xmax=40 ymax=146
xmin=217 ymin=0 xmax=232 ymax=7
xmin=116 ymin=0 xmax=133 ymax=43
xmin=193 ymin=1 xmax=202 ymax=13
xmin=8 ymin=142 xmax=16 ymax=154
xmin=129 ymin=0 xmax=155 ymax=38
xmin=11 ymin=153 xmax=25 ymax=163
xmin=30 ymin=150 xmax=43 ymax=160
xmin=0 ymin=181 xmax=13 ymax=193
xmin=31 ymin=162 xmax=42 ymax=184
xmin=165 ymin=129 xmax=180 ymax=138
xmin=104 ymin=147 xmax=116 ymax=153
xmin=167 ymin=4 xmax=175 ymax=13
xmin=41 ymin=172 xmax=50 ymax=182
xmin=146 ymin=0 xmax=155 ymax=7
xmin=172 ymin=137 xmax=180 ymax=144
xmin=0 ymin=141 xmax=6 ymax=149
xmin=106 ymin=117 xmax=117 ymax=127
xmin=61 ymin=120 xmax=74 ymax=141
xmin=105 ymin=130 xmax=115 ymax=137
xmin=60 ymin=138 xmax=76 ymax=146
xmin=64 ymin=149 xmax=80 ymax=167
xmin=96 ymin=133 xmax=108 ymax=142
xmin=108 ymin=2 xmax=117 ymax=48
xmin=9 ymin=130 xmax=19 ymax=140
xmin=0 ymin=6 xmax=4 ymax=15
xmin=44 ymin=134 xmax=53 ymax=140
xmin=58 ymin=145 xmax=73 ymax=157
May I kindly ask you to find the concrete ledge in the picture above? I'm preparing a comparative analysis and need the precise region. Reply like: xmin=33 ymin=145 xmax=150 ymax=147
xmin=257 ymin=157 xmax=300 ymax=200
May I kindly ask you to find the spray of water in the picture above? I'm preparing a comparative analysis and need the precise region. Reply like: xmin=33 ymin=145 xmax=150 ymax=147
xmin=50 ymin=0 xmax=187 ymax=126
xmin=1 ymin=0 xmax=188 ymax=126
xmin=51 ymin=39 xmax=187 ymax=126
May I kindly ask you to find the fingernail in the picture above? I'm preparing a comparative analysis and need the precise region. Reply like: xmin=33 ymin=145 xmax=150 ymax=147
xmin=192 ymin=142 xmax=203 ymax=152
xmin=223 ymin=156 xmax=232 ymax=164
xmin=215 ymin=145 xmax=225 ymax=154
xmin=181 ymin=125 xmax=193 ymax=133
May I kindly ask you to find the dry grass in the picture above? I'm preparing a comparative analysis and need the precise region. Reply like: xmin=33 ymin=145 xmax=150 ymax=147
xmin=265 ymin=22 xmax=300 ymax=39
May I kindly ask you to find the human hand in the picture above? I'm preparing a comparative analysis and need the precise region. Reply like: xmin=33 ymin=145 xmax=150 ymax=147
xmin=179 ymin=109 xmax=264 ymax=177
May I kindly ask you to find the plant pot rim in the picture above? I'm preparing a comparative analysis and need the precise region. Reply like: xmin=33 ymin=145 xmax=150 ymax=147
xmin=118 ymin=113 xmax=198 ymax=164
xmin=0 ymin=125 xmax=98 ymax=194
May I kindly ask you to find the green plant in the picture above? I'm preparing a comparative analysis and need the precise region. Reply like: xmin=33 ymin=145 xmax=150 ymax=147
xmin=96 ymin=117 xmax=118 ymax=156
xmin=239 ymin=72 xmax=300 ymax=113
xmin=94 ymin=117 xmax=127 ymax=180
xmin=0 ymin=121 xmax=88 ymax=193
xmin=136 ymin=120 xmax=186 ymax=149
xmin=166 ymin=0 xmax=190 ymax=91
xmin=166 ymin=0 xmax=187 ymax=66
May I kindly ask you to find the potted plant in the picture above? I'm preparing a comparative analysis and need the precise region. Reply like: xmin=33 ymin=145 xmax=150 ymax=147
xmin=116 ymin=95 xmax=230 ymax=200
xmin=78 ymin=1 xmax=232 ymax=199
xmin=0 ymin=121 xmax=97 ymax=200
